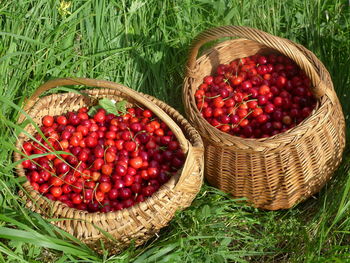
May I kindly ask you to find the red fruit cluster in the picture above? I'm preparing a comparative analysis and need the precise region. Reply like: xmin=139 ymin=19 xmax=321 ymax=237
xmin=195 ymin=54 xmax=317 ymax=138
xmin=21 ymin=106 xmax=185 ymax=213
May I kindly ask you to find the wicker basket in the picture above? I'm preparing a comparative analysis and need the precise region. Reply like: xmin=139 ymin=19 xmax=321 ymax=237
xmin=183 ymin=26 xmax=345 ymax=210
xmin=14 ymin=78 xmax=204 ymax=253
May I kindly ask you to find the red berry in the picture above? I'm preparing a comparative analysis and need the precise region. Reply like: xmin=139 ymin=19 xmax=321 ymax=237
xmin=257 ymin=96 xmax=268 ymax=105
xmin=42 ymin=115 xmax=54 ymax=127
xmin=94 ymin=111 xmax=105 ymax=123
xmin=119 ymin=188 xmax=132 ymax=199
xmin=99 ymin=182 xmax=112 ymax=193
xmin=84 ymin=189 xmax=93 ymax=201
xmin=259 ymin=85 xmax=270 ymax=95
xmin=231 ymin=76 xmax=243 ymax=86
xmin=273 ymin=97 xmax=283 ymax=107
xmin=108 ymin=189 xmax=118 ymax=200
xmin=57 ymin=116 xmax=68 ymax=125
xmin=264 ymin=103 xmax=275 ymax=113
xmin=282 ymin=116 xmax=292 ymax=125
xmin=123 ymin=199 xmax=135 ymax=208
xmin=105 ymin=152 xmax=116 ymax=163
xmin=237 ymin=109 xmax=248 ymax=118
xmin=252 ymin=108 xmax=263 ymax=117
xmin=72 ymin=182 xmax=83 ymax=193
xmin=131 ymin=183 xmax=142 ymax=193
xmin=142 ymin=186 xmax=155 ymax=197
xmin=234 ymin=92 xmax=243 ymax=102
xmin=247 ymin=100 xmax=258 ymax=109
xmin=257 ymin=114 xmax=268 ymax=123
xmin=72 ymin=194 xmax=83 ymax=204
xmin=276 ymin=76 xmax=287 ymax=87
xmin=239 ymin=119 xmax=249 ymax=127
xmin=142 ymin=109 xmax=152 ymax=118
xmin=241 ymin=81 xmax=252 ymax=90
xmin=212 ymin=97 xmax=224 ymax=108
xmin=95 ymin=191 xmax=105 ymax=202
xmin=204 ymin=76 xmax=214 ymax=85
xmin=50 ymin=186 xmax=62 ymax=197
xmin=130 ymin=157 xmax=143 ymax=169
xmin=101 ymin=164 xmax=113 ymax=175
xmin=124 ymin=141 xmax=137 ymax=152
xmin=57 ymin=162 xmax=70 ymax=174
xmin=123 ymin=174 xmax=135 ymax=186
xmin=39 ymin=184 xmax=49 ymax=194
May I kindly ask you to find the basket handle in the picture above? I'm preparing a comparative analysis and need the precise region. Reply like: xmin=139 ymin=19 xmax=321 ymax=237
xmin=22 ymin=77 xmax=189 ymax=152
xmin=186 ymin=25 xmax=327 ymax=98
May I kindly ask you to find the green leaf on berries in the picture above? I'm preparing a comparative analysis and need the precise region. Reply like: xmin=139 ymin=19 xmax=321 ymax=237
xmin=115 ymin=100 xmax=127 ymax=115
xmin=98 ymin=98 xmax=119 ymax=115
xmin=87 ymin=105 xmax=101 ymax=116
xmin=88 ymin=98 xmax=127 ymax=116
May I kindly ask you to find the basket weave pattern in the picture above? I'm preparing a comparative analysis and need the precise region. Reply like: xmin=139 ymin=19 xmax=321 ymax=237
xmin=183 ymin=26 xmax=345 ymax=210
xmin=14 ymin=78 xmax=204 ymax=253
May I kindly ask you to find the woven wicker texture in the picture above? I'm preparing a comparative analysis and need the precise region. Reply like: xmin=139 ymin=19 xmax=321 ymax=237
xmin=14 ymin=78 xmax=204 ymax=253
xmin=183 ymin=26 xmax=345 ymax=210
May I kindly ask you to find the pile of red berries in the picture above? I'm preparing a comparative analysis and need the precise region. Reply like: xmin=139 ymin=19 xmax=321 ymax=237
xmin=21 ymin=104 xmax=185 ymax=213
xmin=195 ymin=53 xmax=317 ymax=138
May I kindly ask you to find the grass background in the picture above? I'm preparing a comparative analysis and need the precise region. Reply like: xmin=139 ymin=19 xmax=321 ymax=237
xmin=0 ymin=0 xmax=350 ymax=262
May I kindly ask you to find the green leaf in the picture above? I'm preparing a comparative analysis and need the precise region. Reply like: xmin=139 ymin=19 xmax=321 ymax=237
xmin=0 ymin=227 xmax=91 ymax=257
xmin=89 ymin=98 xmax=128 ymax=116
xmin=201 ymin=204 xmax=211 ymax=218
xmin=220 ymin=237 xmax=231 ymax=247
xmin=133 ymin=243 xmax=179 ymax=263
xmin=7 ymin=240 xmax=23 ymax=255
xmin=115 ymin=100 xmax=127 ymax=115
xmin=214 ymin=254 xmax=226 ymax=263
xmin=0 ymin=242 xmax=27 ymax=263
xmin=98 ymin=98 xmax=119 ymax=115
xmin=87 ymin=105 xmax=101 ymax=117
xmin=143 ymin=244 xmax=179 ymax=263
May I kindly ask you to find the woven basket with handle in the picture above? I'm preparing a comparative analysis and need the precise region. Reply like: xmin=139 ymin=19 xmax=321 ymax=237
xmin=183 ymin=26 xmax=345 ymax=210
xmin=14 ymin=78 xmax=204 ymax=253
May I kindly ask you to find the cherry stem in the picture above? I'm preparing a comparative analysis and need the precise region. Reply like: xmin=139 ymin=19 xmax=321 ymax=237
xmin=214 ymin=123 xmax=224 ymax=128
xmin=93 ymin=182 xmax=101 ymax=205
xmin=243 ymin=94 xmax=253 ymax=100
xmin=135 ymin=104 xmax=144 ymax=111
xmin=159 ymin=146 xmax=167 ymax=151
xmin=103 ymin=145 xmax=110 ymax=164
xmin=222 ymin=95 xmax=233 ymax=101
xmin=133 ymin=130 xmax=147 ymax=139
xmin=205 ymin=94 xmax=221 ymax=99
xmin=227 ymin=105 xmax=240 ymax=117
xmin=232 ymin=110 xmax=253 ymax=128
xmin=199 ymin=96 xmax=205 ymax=113
xmin=245 ymin=99 xmax=258 ymax=103
xmin=235 ymin=58 xmax=243 ymax=77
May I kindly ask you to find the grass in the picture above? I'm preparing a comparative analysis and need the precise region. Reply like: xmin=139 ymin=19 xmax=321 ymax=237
xmin=0 ymin=0 xmax=350 ymax=262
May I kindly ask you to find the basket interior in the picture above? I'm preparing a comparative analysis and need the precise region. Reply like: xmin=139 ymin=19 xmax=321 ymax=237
xmin=192 ymin=39 xmax=275 ymax=91
xmin=188 ymin=38 xmax=328 ymax=144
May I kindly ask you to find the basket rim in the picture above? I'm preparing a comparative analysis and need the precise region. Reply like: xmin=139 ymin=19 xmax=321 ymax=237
xmin=14 ymin=87 xmax=203 ymax=219
xmin=183 ymin=38 xmax=332 ymax=147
